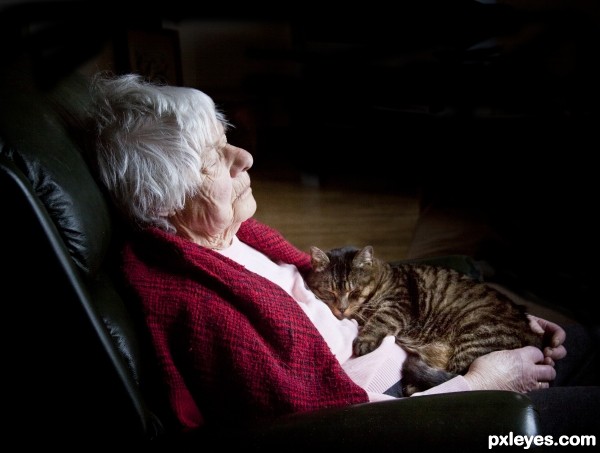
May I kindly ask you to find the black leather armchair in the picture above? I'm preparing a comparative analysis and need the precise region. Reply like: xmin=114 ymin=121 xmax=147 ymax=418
xmin=0 ymin=53 xmax=542 ymax=453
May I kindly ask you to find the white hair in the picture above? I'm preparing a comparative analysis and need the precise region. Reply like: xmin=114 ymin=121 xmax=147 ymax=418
xmin=89 ymin=73 xmax=228 ymax=232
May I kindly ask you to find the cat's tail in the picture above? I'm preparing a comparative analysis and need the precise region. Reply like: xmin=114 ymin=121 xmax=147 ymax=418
xmin=401 ymin=352 xmax=458 ymax=397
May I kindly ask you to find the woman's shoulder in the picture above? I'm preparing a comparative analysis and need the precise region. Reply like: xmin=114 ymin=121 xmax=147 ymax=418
xmin=238 ymin=218 xmax=311 ymax=270
xmin=237 ymin=218 xmax=290 ymax=250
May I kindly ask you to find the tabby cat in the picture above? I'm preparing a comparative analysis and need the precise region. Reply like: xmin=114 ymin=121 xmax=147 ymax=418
xmin=304 ymin=245 xmax=544 ymax=396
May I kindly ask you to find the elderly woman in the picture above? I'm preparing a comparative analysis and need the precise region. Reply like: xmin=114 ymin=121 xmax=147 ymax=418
xmin=87 ymin=73 xmax=590 ymax=436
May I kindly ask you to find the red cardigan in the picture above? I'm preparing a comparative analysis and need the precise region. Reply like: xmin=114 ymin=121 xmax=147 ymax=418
xmin=122 ymin=218 xmax=368 ymax=430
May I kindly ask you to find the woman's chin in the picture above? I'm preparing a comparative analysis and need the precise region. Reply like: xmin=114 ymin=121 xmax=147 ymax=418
xmin=237 ymin=195 xmax=257 ymax=221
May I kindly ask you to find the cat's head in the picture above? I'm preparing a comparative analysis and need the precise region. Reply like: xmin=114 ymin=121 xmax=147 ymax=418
xmin=305 ymin=245 xmax=380 ymax=320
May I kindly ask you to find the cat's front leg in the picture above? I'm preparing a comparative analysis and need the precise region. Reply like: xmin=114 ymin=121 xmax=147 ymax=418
xmin=353 ymin=319 xmax=393 ymax=356
xmin=352 ymin=301 xmax=402 ymax=356
xmin=353 ymin=332 xmax=385 ymax=356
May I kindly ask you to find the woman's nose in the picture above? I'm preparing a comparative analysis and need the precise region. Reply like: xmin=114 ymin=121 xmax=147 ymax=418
xmin=226 ymin=144 xmax=253 ymax=175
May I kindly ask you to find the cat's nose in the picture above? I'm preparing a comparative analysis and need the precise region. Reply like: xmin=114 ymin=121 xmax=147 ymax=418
xmin=332 ymin=307 xmax=345 ymax=320
xmin=337 ymin=307 xmax=350 ymax=319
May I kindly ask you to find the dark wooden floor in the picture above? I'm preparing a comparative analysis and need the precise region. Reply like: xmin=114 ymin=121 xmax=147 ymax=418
xmin=250 ymin=165 xmax=420 ymax=262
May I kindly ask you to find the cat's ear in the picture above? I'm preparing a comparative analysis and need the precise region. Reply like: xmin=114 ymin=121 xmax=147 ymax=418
xmin=309 ymin=246 xmax=330 ymax=271
xmin=354 ymin=245 xmax=374 ymax=268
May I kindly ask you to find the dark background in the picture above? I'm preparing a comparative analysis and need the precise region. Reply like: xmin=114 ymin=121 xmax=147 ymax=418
xmin=2 ymin=1 xmax=599 ymax=184
xmin=2 ymin=0 xmax=599 ymax=321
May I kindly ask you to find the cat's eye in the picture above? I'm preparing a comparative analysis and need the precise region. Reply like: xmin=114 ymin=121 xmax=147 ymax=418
xmin=320 ymin=291 xmax=334 ymax=300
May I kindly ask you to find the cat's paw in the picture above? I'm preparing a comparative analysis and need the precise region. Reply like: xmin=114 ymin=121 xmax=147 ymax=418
xmin=352 ymin=336 xmax=381 ymax=356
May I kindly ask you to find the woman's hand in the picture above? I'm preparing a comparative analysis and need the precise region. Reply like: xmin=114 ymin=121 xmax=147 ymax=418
xmin=463 ymin=315 xmax=567 ymax=392
xmin=463 ymin=346 xmax=557 ymax=393
xmin=527 ymin=314 xmax=567 ymax=365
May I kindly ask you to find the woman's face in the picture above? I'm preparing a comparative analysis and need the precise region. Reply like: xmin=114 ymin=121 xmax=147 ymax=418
xmin=170 ymin=132 xmax=257 ymax=248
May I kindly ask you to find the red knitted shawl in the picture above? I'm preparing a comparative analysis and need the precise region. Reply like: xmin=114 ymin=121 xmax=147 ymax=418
xmin=122 ymin=217 xmax=368 ymax=431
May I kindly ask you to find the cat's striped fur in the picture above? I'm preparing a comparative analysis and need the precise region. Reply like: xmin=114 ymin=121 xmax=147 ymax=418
xmin=304 ymin=245 xmax=543 ymax=396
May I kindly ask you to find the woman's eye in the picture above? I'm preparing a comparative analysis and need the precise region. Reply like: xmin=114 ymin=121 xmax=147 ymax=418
xmin=201 ymin=150 xmax=221 ymax=175
xmin=201 ymin=164 xmax=216 ymax=175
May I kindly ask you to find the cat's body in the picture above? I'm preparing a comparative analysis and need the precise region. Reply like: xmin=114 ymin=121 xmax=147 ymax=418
xmin=304 ymin=245 xmax=543 ymax=396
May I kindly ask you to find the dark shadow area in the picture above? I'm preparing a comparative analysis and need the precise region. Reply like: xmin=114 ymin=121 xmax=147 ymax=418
xmin=1 ymin=0 xmax=598 ymax=447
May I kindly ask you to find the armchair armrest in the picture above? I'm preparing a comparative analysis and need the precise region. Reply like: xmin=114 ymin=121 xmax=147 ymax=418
xmin=203 ymin=391 xmax=539 ymax=451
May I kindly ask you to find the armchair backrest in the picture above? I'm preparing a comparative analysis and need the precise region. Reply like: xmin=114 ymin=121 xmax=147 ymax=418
xmin=0 ymin=60 xmax=166 ymax=445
